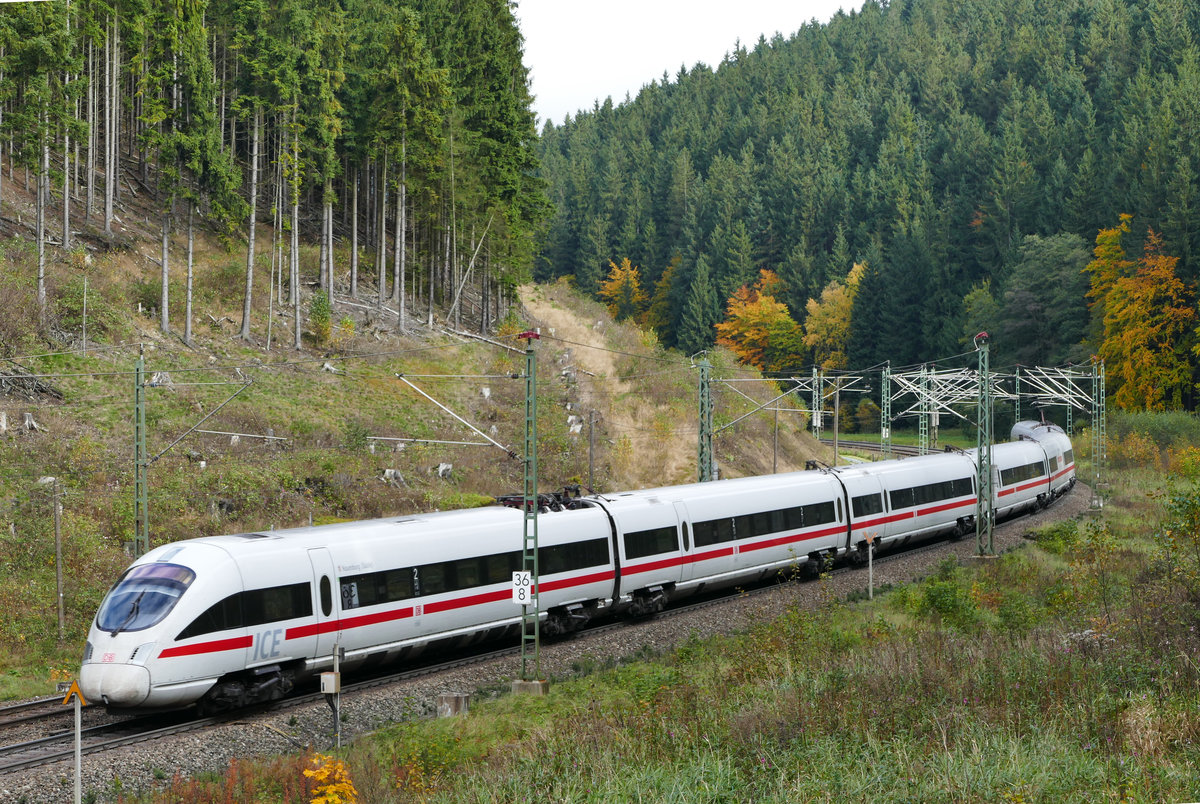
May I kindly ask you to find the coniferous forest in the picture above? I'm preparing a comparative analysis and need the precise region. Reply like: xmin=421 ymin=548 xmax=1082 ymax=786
xmin=0 ymin=0 xmax=545 ymax=342
xmin=535 ymin=0 xmax=1200 ymax=410
xmin=5 ymin=0 xmax=1200 ymax=410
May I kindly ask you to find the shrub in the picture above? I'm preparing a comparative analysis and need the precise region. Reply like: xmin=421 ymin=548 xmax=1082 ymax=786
xmin=1108 ymin=430 xmax=1160 ymax=470
xmin=1109 ymin=411 xmax=1200 ymax=450
xmin=309 ymin=291 xmax=333 ymax=345
xmin=917 ymin=579 xmax=979 ymax=628
xmin=54 ymin=275 xmax=127 ymax=344
xmin=341 ymin=417 xmax=369 ymax=452
xmin=854 ymin=397 xmax=881 ymax=434
xmin=1166 ymin=446 xmax=1200 ymax=481
xmin=1034 ymin=521 xmax=1080 ymax=555
xmin=1155 ymin=483 xmax=1200 ymax=602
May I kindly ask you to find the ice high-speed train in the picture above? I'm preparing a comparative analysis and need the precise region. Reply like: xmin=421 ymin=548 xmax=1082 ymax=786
xmin=80 ymin=422 xmax=1074 ymax=712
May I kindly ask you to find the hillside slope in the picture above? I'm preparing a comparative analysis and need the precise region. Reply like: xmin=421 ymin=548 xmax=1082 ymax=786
xmin=0 ymin=251 xmax=822 ymax=699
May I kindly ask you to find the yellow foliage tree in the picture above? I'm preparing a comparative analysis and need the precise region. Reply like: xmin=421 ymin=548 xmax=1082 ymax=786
xmin=1098 ymin=229 xmax=1194 ymax=410
xmin=304 ymin=753 xmax=359 ymax=804
xmin=803 ymin=262 xmax=866 ymax=370
xmin=598 ymin=257 xmax=647 ymax=321
xmin=715 ymin=269 xmax=806 ymax=373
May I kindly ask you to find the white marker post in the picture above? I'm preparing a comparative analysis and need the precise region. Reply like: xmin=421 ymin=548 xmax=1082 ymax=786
xmin=59 ymin=680 xmax=86 ymax=804
xmin=865 ymin=532 xmax=875 ymax=600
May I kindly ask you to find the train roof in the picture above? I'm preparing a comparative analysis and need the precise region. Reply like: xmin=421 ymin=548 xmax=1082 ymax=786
xmin=140 ymin=505 xmax=529 ymax=562
xmin=584 ymin=468 xmax=836 ymax=506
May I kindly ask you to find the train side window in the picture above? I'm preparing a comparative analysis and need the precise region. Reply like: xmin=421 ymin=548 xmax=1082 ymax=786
xmin=420 ymin=564 xmax=447 ymax=596
xmin=802 ymin=501 xmax=835 ymax=526
xmin=836 ymin=498 xmax=843 ymax=522
xmin=456 ymin=557 xmax=481 ymax=589
xmin=623 ymin=526 xmax=678 ymax=559
xmin=693 ymin=518 xmax=734 ymax=546
xmin=751 ymin=511 xmax=775 ymax=535
xmin=1064 ymin=449 xmax=1074 ymax=465
xmin=733 ymin=514 xmax=753 ymax=539
xmin=177 ymin=593 xmax=243 ymax=640
xmin=852 ymin=493 xmax=883 ymax=517
xmin=319 ymin=576 xmax=332 ymax=617
xmin=542 ymin=538 xmax=610 ymax=572
xmin=485 ymin=553 xmax=514 ymax=585
xmin=384 ymin=568 xmax=414 ymax=601
xmin=783 ymin=506 xmax=804 ymax=530
xmin=681 ymin=522 xmax=690 ymax=551
xmin=242 ymin=582 xmax=312 ymax=627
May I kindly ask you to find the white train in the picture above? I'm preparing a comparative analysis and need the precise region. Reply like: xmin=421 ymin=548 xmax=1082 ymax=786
xmin=80 ymin=421 xmax=1074 ymax=712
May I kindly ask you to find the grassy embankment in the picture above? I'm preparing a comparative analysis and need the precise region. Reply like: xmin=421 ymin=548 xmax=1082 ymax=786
xmin=133 ymin=411 xmax=1200 ymax=803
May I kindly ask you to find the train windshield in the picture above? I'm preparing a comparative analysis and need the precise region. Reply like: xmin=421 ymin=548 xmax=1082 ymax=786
xmin=96 ymin=563 xmax=197 ymax=635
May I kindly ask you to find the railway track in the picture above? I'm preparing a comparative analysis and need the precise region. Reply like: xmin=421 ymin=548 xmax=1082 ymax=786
xmin=0 ymin=480 xmax=1075 ymax=780
xmin=0 ymin=697 xmax=73 ymax=730
xmin=819 ymin=438 xmax=927 ymax=457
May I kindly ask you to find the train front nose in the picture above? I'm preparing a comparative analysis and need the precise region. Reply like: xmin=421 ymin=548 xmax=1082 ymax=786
xmin=79 ymin=661 xmax=151 ymax=707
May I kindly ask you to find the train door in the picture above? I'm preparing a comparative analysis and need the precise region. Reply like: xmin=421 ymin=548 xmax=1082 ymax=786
xmin=674 ymin=501 xmax=694 ymax=583
xmin=307 ymin=548 xmax=340 ymax=660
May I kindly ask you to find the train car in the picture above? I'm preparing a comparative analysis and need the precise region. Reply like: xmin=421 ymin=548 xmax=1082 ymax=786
xmin=81 ymin=505 xmax=616 ymax=712
xmin=989 ymin=439 xmax=1052 ymax=517
xmin=846 ymin=452 xmax=978 ymax=549
xmin=1013 ymin=421 xmax=1075 ymax=497
xmin=586 ymin=470 xmax=848 ymax=614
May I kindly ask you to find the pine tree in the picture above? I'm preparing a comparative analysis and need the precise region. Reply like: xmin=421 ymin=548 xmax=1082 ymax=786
xmin=677 ymin=255 xmax=720 ymax=355
xmin=598 ymin=258 xmax=647 ymax=321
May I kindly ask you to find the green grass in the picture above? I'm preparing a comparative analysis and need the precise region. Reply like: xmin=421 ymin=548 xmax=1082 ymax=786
xmin=127 ymin=424 xmax=1200 ymax=802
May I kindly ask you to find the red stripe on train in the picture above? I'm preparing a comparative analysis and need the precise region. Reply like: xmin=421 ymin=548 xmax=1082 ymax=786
xmin=158 ymin=635 xmax=252 ymax=658
xmin=998 ymin=478 xmax=1047 ymax=497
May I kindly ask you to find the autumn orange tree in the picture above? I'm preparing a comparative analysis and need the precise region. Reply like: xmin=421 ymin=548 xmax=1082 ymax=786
xmin=715 ymin=269 xmax=806 ymax=373
xmin=641 ymin=258 xmax=678 ymax=336
xmin=803 ymin=262 xmax=866 ymax=370
xmin=598 ymin=258 xmax=647 ymax=321
xmin=1087 ymin=221 xmax=1195 ymax=410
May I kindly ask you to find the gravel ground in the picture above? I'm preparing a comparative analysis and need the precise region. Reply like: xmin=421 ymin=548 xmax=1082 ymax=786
xmin=4 ymin=484 xmax=1091 ymax=803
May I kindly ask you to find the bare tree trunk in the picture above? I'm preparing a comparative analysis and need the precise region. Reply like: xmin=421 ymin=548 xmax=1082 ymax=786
xmin=0 ymin=47 xmax=5 ymax=220
xmin=160 ymin=211 xmax=170 ymax=333
xmin=37 ymin=114 xmax=48 ymax=322
xmin=325 ymin=190 xmax=334 ymax=292
xmin=350 ymin=166 xmax=359 ymax=298
xmin=104 ymin=15 xmax=115 ymax=235
xmin=113 ymin=14 xmax=121 ymax=205
xmin=185 ymin=201 xmax=195 ymax=345
xmin=376 ymin=152 xmax=388 ymax=308
xmin=86 ymin=40 xmax=94 ymax=223
xmin=240 ymin=105 xmax=260 ymax=340
xmin=291 ymin=116 xmax=302 ymax=350
xmin=398 ymin=132 xmax=412 ymax=333
xmin=270 ymin=129 xmax=280 ymax=306
xmin=62 ymin=10 xmax=72 ymax=251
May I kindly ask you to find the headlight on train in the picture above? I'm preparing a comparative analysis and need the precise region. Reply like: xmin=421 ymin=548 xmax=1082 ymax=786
xmin=82 ymin=640 xmax=94 ymax=664
xmin=130 ymin=643 xmax=157 ymax=666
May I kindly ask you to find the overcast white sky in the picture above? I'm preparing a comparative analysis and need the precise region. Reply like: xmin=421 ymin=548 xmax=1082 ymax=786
xmin=516 ymin=1 xmax=851 ymax=128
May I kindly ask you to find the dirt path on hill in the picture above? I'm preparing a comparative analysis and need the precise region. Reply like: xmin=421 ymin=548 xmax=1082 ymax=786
xmin=519 ymin=286 xmax=695 ymax=490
